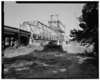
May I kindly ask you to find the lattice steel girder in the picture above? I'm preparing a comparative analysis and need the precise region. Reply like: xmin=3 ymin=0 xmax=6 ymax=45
xmin=20 ymin=19 xmax=65 ymax=41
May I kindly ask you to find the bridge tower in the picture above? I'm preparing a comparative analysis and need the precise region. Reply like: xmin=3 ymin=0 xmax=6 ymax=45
xmin=48 ymin=14 xmax=65 ymax=45
xmin=49 ymin=14 xmax=59 ymax=28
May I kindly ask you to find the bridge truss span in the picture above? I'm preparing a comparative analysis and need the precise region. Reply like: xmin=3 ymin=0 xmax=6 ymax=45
xmin=20 ymin=15 xmax=65 ymax=46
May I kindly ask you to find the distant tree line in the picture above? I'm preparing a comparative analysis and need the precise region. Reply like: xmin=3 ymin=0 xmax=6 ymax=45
xmin=70 ymin=2 xmax=98 ymax=57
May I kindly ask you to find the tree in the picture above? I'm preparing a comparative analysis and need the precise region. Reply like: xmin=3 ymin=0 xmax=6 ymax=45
xmin=70 ymin=2 xmax=98 ymax=56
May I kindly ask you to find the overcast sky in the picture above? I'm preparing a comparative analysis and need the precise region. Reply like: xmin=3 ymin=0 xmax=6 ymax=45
xmin=4 ymin=2 xmax=84 ymax=39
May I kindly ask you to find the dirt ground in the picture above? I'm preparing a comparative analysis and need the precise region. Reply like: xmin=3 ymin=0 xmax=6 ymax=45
xmin=2 ymin=46 xmax=98 ymax=79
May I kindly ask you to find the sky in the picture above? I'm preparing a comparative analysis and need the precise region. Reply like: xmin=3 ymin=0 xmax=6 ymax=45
xmin=4 ymin=1 xmax=84 ymax=39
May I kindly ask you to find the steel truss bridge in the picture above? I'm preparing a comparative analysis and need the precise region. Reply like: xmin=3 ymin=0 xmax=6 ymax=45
xmin=3 ymin=15 xmax=65 ymax=49
xmin=20 ymin=15 xmax=65 ymax=45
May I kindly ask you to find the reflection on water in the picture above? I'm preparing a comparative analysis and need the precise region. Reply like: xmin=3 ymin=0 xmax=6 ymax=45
xmin=3 ymin=50 xmax=98 ymax=79
xmin=76 ymin=56 xmax=93 ymax=64
xmin=15 ymin=67 xmax=29 ymax=71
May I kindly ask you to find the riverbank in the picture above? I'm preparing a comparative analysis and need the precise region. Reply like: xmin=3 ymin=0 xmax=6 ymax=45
xmin=3 ymin=48 xmax=98 ymax=79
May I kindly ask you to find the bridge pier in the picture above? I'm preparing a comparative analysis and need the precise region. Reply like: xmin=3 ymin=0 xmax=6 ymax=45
xmin=3 ymin=35 xmax=16 ymax=49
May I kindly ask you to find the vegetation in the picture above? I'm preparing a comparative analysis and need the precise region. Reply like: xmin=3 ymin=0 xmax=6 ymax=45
xmin=70 ymin=2 xmax=98 ymax=57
